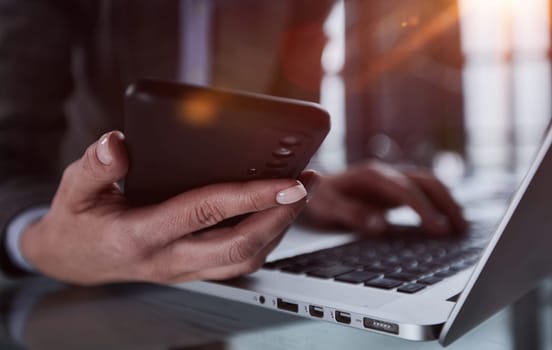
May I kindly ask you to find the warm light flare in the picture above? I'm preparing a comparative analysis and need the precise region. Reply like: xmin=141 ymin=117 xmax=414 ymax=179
xmin=179 ymin=94 xmax=218 ymax=127
xmin=180 ymin=95 xmax=218 ymax=127
xmin=347 ymin=1 xmax=461 ymax=92
xmin=347 ymin=0 xmax=550 ymax=92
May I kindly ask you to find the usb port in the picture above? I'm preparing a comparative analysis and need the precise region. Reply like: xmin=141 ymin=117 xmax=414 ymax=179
xmin=277 ymin=298 xmax=298 ymax=313
xmin=335 ymin=311 xmax=351 ymax=324
xmin=308 ymin=305 xmax=324 ymax=318
xmin=364 ymin=317 xmax=399 ymax=334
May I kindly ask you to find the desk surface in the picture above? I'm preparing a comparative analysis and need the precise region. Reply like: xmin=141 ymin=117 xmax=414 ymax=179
xmin=1 ymin=278 xmax=551 ymax=350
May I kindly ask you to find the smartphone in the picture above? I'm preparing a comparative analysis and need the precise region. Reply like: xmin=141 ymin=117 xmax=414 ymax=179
xmin=124 ymin=79 xmax=330 ymax=205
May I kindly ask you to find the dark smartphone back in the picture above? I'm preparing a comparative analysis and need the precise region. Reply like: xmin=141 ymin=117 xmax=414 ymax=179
xmin=124 ymin=79 xmax=330 ymax=205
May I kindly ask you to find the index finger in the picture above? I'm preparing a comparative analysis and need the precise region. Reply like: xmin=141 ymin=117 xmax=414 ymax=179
xmin=146 ymin=200 xmax=306 ymax=279
xmin=406 ymin=172 xmax=468 ymax=234
xmin=123 ymin=179 xmax=308 ymax=247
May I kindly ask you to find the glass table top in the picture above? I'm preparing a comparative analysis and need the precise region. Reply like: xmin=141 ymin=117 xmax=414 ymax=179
xmin=1 ymin=277 xmax=550 ymax=350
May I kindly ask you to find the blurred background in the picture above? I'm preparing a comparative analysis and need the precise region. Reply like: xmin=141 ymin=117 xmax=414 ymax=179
xmin=2 ymin=0 xmax=550 ymax=188
xmin=318 ymin=0 xmax=552 ymax=192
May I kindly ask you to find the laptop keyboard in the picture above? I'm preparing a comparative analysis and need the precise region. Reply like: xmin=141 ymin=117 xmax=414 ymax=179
xmin=263 ymin=228 xmax=485 ymax=294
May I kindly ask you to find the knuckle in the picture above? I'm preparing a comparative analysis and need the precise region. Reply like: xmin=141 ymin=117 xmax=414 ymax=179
xmin=228 ymin=235 xmax=262 ymax=264
xmin=397 ymin=177 xmax=416 ymax=191
xmin=160 ymin=210 xmax=184 ymax=235
xmin=114 ymin=221 xmax=152 ymax=260
xmin=82 ymin=145 xmax=105 ymax=180
xmin=190 ymin=200 xmax=226 ymax=227
xmin=242 ymin=189 xmax=265 ymax=212
xmin=141 ymin=262 xmax=172 ymax=283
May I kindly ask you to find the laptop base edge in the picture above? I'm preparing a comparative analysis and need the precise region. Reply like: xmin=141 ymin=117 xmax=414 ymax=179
xmin=176 ymin=280 xmax=445 ymax=342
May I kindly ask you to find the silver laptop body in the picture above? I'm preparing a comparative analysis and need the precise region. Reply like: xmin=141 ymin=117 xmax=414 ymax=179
xmin=177 ymin=127 xmax=552 ymax=346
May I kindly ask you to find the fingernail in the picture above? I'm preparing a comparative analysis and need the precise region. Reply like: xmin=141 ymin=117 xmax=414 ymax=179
xmin=276 ymin=181 xmax=308 ymax=205
xmin=96 ymin=132 xmax=113 ymax=165
xmin=365 ymin=214 xmax=386 ymax=234
xmin=113 ymin=130 xmax=125 ymax=141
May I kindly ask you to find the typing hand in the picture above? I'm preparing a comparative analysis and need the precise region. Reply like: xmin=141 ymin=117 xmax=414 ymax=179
xmin=302 ymin=161 xmax=467 ymax=236
xmin=20 ymin=131 xmax=318 ymax=285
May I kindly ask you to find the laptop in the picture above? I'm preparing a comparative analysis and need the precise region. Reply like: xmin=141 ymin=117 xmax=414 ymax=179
xmin=176 ymin=126 xmax=552 ymax=346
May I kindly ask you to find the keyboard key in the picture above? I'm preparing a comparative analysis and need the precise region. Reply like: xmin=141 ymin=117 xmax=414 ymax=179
xmin=365 ymin=278 xmax=403 ymax=290
xmin=335 ymin=271 xmax=381 ymax=284
xmin=420 ymin=262 xmax=449 ymax=271
xmin=365 ymin=265 xmax=400 ymax=274
xmin=398 ymin=249 xmax=416 ymax=258
xmin=398 ymin=257 xmax=418 ymax=267
xmin=375 ymin=244 xmax=392 ymax=253
xmin=419 ymin=254 xmax=434 ymax=263
xmin=434 ymin=269 xmax=458 ymax=278
xmin=363 ymin=265 xmax=386 ymax=273
xmin=418 ymin=276 xmax=443 ymax=285
xmin=306 ymin=259 xmax=341 ymax=268
xmin=357 ymin=256 xmax=381 ymax=265
xmin=384 ymin=272 xmax=419 ymax=282
xmin=429 ymin=248 xmax=447 ymax=259
xmin=383 ymin=255 xmax=400 ymax=264
xmin=307 ymin=265 xmax=356 ymax=279
xmin=463 ymin=256 xmax=481 ymax=265
xmin=397 ymin=283 xmax=426 ymax=294
xmin=263 ymin=262 xmax=279 ymax=269
xmin=404 ymin=266 xmax=431 ymax=275
xmin=359 ymin=251 xmax=378 ymax=259
xmin=450 ymin=261 xmax=474 ymax=272
xmin=341 ymin=256 xmax=362 ymax=264
xmin=281 ymin=264 xmax=317 ymax=274
xmin=264 ymin=260 xmax=295 ymax=270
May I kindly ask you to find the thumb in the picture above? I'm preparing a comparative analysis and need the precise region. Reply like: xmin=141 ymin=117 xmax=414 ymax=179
xmin=60 ymin=131 xmax=128 ymax=209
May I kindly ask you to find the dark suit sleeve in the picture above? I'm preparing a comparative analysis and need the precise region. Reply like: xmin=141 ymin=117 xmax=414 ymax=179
xmin=0 ymin=0 xmax=75 ymax=277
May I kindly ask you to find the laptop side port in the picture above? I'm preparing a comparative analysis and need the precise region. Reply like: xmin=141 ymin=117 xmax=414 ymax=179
xmin=308 ymin=305 xmax=324 ymax=318
xmin=363 ymin=317 xmax=399 ymax=334
xmin=276 ymin=298 xmax=299 ymax=313
xmin=335 ymin=311 xmax=351 ymax=324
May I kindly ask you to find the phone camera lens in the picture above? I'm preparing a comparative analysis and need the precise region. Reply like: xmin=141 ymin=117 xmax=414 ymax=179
xmin=272 ymin=147 xmax=294 ymax=158
xmin=280 ymin=136 xmax=301 ymax=147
